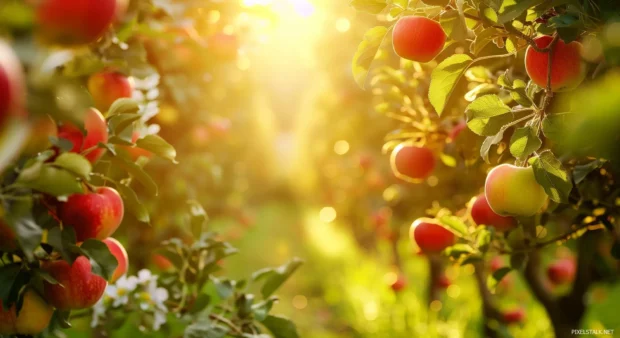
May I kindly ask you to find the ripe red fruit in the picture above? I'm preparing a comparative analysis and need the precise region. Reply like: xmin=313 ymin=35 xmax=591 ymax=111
xmin=392 ymin=16 xmax=446 ymax=63
xmin=152 ymin=254 xmax=173 ymax=271
xmin=391 ymin=274 xmax=407 ymax=292
xmin=43 ymin=256 xmax=107 ymax=310
xmin=410 ymin=218 xmax=455 ymax=253
xmin=0 ymin=290 xmax=53 ymax=335
xmin=471 ymin=194 xmax=517 ymax=232
xmin=390 ymin=144 xmax=435 ymax=181
xmin=503 ymin=307 xmax=526 ymax=324
xmin=58 ymin=186 xmax=124 ymax=242
xmin=0 ymin=40 xmax=26 ymax=127
xmin=437 ymin=274 xmax=451 ymax=289
xmin=489 ymin=256 xmax=505 ymax=273
xmin=0 ymin=220 xmax=17 ymax=252
xmin=547 ymin=258 xmax=576 ymax=285
xmin=103 ymin=237 xmax=128 ymax=282
xmin=525 ymin=35 xmax=585 ymax=91
xmin=57 ymin=108 xmax=109 ymax=163
xmin=36 ymin=0 xmax=117 ymax=45
xmin=87 ymin=71 xmax=134 ymax=112
xmin=122 ymin=131 xmax=152 ymax=161
xmin=447 ymin=121 xmax=466 ymax=142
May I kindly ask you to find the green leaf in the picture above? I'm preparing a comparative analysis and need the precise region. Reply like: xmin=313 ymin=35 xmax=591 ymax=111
xmin=53 ymin=153 xmax=92 ymax=179
xmin=487 ymin=266 xmax=511 ymax=293
xmin=541 ymin=112 xmax=573 ymax=142
xmin=108 ymin=113 xmax=140 ymax=135
xmin=573 ymin=159 xmax=604 ymax=185
xmin=110 ymin=157 xmax=158 ymax=196
xmin=471 ymin=27 xmax=498 ymax=55
xmin=108 ymin=98 xmax=140 ymax=116
xmin=252 ymin=297 xmax=278 ymax=322
xmin=262 ymin=315 xmax=300 ymax=338
xmin=9 ymin=217 xmax=42 ymax=262
xmin=115 ymin=184 xmax=150 ymax=223
xmin=439 ymin=215 xmax=468 ymax=236
xmin=17 ymin=164 xmax=83 ymax=196
xmin=440 ymin=10 xmax=468 ymax=42
xmin=352 ymin=26 xmax=389 ymax=89
xmin=445 ymin=244 xmax=476 ymax=258
xmin=465 ymin=95 xmax=513 ymax=136
xmin=212 ymin=277 xmax=234 ymax=300
xmin=510 ymin=252 xmax=528 ymax=270
xmin=184 ymin=319 xmax=227 ymax=338
xmin=46 ymin=227 xmax=78 ymax=263
xmin=531 ymin=150 xmax=573 ymax=203
xmin=189 ymin=294 xmax=210 ymax=314
xmin=509 ymin=126 xmax=541 ymax=160
xmin=475 ymin=228 xmax=492 ymax=252
xmin=252 ymin=258 xmax=303 ymax=298
xmin=135 ymin=134 xmax=177 ymax=162
xmin=497 ymin=0 xmax=540 ymax=24
xmin=480 ymin=128 xmax=506 ymax=163
xmin=429 ymin=54 xmax=472 ymax=116
xmin=350 ymin=0 xmax=388 ymax=14
xmin=79 ymin=239 xmax=118 ymax=281
xmin=0 ymin=119 xmax=29 ymax=174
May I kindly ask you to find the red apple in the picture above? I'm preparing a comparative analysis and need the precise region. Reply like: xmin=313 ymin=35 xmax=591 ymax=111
xmin=489 ymin=256 xmax=505 ymax=273
xmin=22 ymin=115 xmax=57 ymax=155
xmin=547 ymin=258 xmax=576 ymax=285
xmin=122 ymin=131 xmax=152 ymax=161
xmin=152 ymin=254 xmax=173 ymax=271
xmin=391 ymin=274 xmax=407 ymax=292
xmin=57 ymin=186 xmax=124 ymax=242
xmin=36 ymin=0 xmax=117 ymax=45
xmin=42 ymin=256 xmax=107 ymax=310
xmin=471 ymin=193 xmax=517 ymax=232
xmin=437 ymin=274 xmax=451 ymax=289
xmin=525 ymin=35 xmax=585 ymax=91
xmin=410 ymin=218 xmax=455 ymax=253
xmin=390 ymin=143 xmax=435 ymax=181
xmin=87 ymin=71 xmax=134 ymax=112
xmin=447 ymin=120 xmax=466 ymax=142
xmin=57 ymin=108 xmax=109 ymax=163
xmin=0 ymin=40 xmax=26 ymax=127
xmin=503 ymin=307 xmax=526 ymax=324
xmin=0 ymin=290 xmax=54 ymax=335
xmin=102 ymin=237 xmax=128 ymax=282
xmin=392 ymin=16 xmax=446 ymax=63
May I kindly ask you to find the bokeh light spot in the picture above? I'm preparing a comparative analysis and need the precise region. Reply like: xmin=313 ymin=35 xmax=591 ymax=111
xmin=363 ymin=301 xmax=379 ymax=321
xmin=430 ymin=300 xmax=442 ymax=312
xmin=319 ymin=207 xmax=337 ymax=223
xmin=336 ymin=18 xmax=351 ymax=33
xmin=292 ymin=295 xmax=308 ymax=309
xmin=447 ymin=284 xmax=461 ymax=298
xmin=333 ymin=140 xmax=350 ymax=155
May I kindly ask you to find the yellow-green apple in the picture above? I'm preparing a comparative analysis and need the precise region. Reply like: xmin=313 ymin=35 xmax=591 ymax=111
xmin=57 ymin=186 xmax=124 ymax=242
xmin=103 ymin=237 xmax=128 ymax=282
xmin=87 ymin=71 xmax=134 ymax=112
xmin=22 ymin=115 xmax=57 ymax=155
xmin=36 ymin=0 xmax=117 ymax=45
xmin=485 ymin=164 xmax=547 ymax=216
xmin=0 ymin=40 xmax=26 ymax=127
xmin=471 ymin=193 xmax=517 ymax=232
xmin=410 ymin=218 xmax=455 ymax=253
xmin=525 ymin=35 xmax=585 ymax=91
xmin=547 ymin=258 xmax=576 ymax=285
xmin=390 ymin=143 xmax=435 ymax=181
xmin=42 ymin=256 xmax=107 ymax=310
xmin=392 ymin=16 xmax=446 ymax=63
xmin=0 ymin=290 xmax=54 ymax=335
xmin=57 ymin=108 xmax=108 ymax=163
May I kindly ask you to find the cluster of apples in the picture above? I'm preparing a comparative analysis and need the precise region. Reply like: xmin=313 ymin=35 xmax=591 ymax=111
xmin=392 ymin=16 xmax=585 ymax=91
xmin=0 ymin=0 xmax=139 ymax=335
